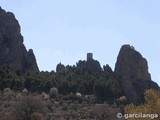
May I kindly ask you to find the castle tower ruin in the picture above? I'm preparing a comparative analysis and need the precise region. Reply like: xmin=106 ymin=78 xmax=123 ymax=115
xmin=87 ymin=53 xmax=93 ymax=61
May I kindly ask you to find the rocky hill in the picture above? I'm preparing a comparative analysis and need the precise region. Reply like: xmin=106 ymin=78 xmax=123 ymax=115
xmin=0 ymin=7 xmax=39 ymax=73
xmin=0 ymin=6 xmax=160 ymax=120
xmin=0 ymin=7 xmax=159 ymax=106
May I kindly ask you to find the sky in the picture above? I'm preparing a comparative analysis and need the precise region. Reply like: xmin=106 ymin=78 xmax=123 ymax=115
xmin=0 ymin=0 xmax=160 ymax=85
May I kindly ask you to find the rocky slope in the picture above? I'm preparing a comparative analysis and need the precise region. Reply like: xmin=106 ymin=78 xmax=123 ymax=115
xmin=0 ymin=7 xmax=39 ymax=73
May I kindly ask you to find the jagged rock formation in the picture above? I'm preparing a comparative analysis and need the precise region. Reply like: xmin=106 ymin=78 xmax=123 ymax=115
xmin=76 ymin=53 xmax=102 ymax=74
xmin=115 ymin=45 xmax=151 ymax=81
xmin=56 ymin=63 xmax=65 ymax=72
xmin=103 ymin=64 xmax=113 ymax=75
xmin=76 ymin=59 xmax=102 ymax=74
xmin=0 ymin=7 xmax=39 ymax=73
xmin=114 ymin=44 xmax=159 ymax=104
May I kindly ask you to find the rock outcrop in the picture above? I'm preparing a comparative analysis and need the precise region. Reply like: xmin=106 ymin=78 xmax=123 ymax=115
xmin=114 ymin=44 xmax=159 ymax=104
xmin=0 ymin=7 xmax=39 ymax=73
xmin=76 ymin=59 xmax=102 ymax=74
xmin=56 ymin=63 xmax=65 ymax=72
xmin=115 ymin=45 xmax=151 ymax=81
xmin=103 ymin=64 xmax=113 ymax=75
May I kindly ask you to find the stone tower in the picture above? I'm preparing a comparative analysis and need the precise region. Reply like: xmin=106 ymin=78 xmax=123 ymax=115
xmin=87 ymin=53 xmax=93 ymax=61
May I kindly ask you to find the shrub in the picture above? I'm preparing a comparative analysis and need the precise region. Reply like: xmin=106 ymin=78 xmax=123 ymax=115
xmin=0 ymin=114 xmax=14 ymax=120
xmin=49 ymin=87 xmax=58 ymax=98
xmin=13 ymin=95 xmax=46 ymax=120
xmin=42 ymin=92 xmax=50 ymax=101
xmin=89 ymin=104 xmax=120 ymax=120
xmin=31 ymin=112 xmax=43 ymax=120
xmin=3 ymin=88 xmax=15 ymax=99
xmin=125 ymin=89 xmax=160 ymax=120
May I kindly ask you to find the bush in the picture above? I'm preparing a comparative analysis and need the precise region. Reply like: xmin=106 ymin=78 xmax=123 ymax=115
xmin=49 ymin=87 xmax=58 ymax=98
xmin=31 ymin=112 xmax=43 ymax=120
xmin=3 ymin=88 xmax=15 ymax=99
xmin=13 ymin=95 xmax=46 ymax=120
xmin=89 ymin=104 xmax=120 ymax=120
xmin=125 ymin=89 xmax=160 ymax=120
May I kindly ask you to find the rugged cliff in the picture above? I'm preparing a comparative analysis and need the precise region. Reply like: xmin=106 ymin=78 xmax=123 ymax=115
xmin=114 ymin=44 xmax=159 ymax=104
xmin=0 ymin=7 xmax=39 ymax=73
